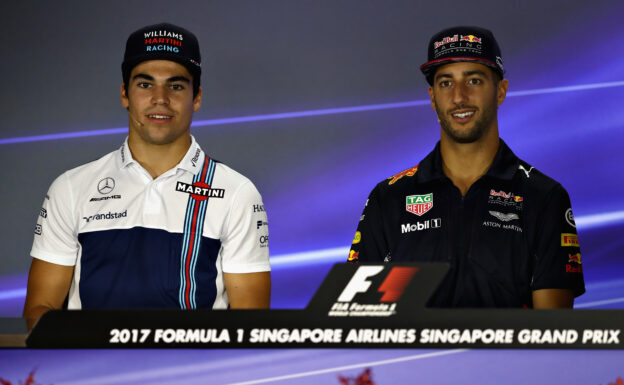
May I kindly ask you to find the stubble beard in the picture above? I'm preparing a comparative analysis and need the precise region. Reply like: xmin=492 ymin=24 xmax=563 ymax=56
xmin=436 ymin=98 xmax=497 ymax=144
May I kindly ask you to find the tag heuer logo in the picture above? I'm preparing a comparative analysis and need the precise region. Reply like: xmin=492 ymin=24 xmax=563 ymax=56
xmin=406 ymin=194 xmax=433 ymax=216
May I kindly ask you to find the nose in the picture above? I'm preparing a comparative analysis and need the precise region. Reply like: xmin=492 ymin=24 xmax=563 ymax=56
xmin=151 ymin=85 xmax=170 ymax=105
xmin=452 ymin=82 xmax=468 ymax=106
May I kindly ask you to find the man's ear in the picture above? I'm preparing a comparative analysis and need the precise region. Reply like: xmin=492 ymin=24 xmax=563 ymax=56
xmin=121 ymin=83 xmax=129 ymax=109
xmin=193 ymin=87 xmax=203 ymax=112
xmin=428 ymin=86 xmax=436 ymax=111
xmin=497 ymin=79 xmax=509 ymax=106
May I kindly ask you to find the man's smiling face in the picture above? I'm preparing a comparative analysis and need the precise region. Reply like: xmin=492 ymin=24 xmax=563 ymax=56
xmin=121 ymin=60 xmax=202 ymax=147
xmin=428 ymin=61 xmax=507 ymax=144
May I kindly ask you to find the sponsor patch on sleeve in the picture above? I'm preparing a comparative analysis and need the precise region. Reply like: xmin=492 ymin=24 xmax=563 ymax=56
xmin=347 ymin=250 xmax=359 ymax=263
xmin=387 ymin=165 xmax=418 ymax=185
xmin=565 ymin=208 xmax=576 ymax=228
xmin=352 ymin=231 xmax=361 ymax=245
xmin=566 ymin=253 xmax=583 ymax=273
xmin=561 ymin=233 xmax=579 ymax=247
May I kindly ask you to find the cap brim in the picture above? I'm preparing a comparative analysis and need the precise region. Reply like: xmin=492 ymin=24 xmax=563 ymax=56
xmin=122 ymin=53 xmax=201 ymax=79
xmin=420 ymin=57 xmax=498 ymax=76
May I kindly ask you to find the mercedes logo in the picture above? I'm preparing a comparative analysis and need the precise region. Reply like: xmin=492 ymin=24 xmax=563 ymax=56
xmin=97 ymin=177 xmax=115 ymax=194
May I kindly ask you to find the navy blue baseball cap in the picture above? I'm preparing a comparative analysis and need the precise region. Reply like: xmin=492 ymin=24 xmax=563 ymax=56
xmin=420 ymin=26 xmax=504 ymax=85
xmin=122 ymin=23 xmax=201 ymax=88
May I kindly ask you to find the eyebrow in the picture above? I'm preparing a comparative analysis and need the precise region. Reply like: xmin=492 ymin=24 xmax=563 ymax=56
xmin=132 ymin=74 xmax=190 ymax=83
xmin=434 ymin=69 xmax=488 ymax=83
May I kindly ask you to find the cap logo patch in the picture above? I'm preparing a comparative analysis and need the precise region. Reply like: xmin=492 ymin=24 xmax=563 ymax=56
xmin=434 ymin=35 xmax=459 ymax=49
xmin=143 ymin=30 xmax=183 ymax=53
xmin=460 ymin=34 xmax=482 ymax=43
xmin=144 ymin=30 xmax=184 ymax=41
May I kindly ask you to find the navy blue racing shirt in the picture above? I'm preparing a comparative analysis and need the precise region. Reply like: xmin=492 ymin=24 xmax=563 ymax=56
xmin=348 ymin=140 xmax=585 ymax=308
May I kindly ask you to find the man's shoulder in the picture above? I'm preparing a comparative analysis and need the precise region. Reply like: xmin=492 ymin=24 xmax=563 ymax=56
xmin=513 ymin=158 xmax=565 ymax=194
xmin=212 ymin=160 xmax=254 ymax=187
xmin=55 ymin=149 xmax=120 ymax=186
xmin=369 ymin=164 xmax=424 ymax=200
xmin=210 ymin=159 xmax=264 ymax=202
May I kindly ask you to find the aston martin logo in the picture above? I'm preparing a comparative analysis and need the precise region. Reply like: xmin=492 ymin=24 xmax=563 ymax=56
xmin=489 ymin=211 xmax=519 ymax=222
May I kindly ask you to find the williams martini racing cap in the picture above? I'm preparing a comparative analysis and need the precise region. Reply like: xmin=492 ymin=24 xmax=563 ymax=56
xmin=122 ymin=22 xmax=201 ymax=88
xmin=420 ymin=26 xmax=504 ymax=85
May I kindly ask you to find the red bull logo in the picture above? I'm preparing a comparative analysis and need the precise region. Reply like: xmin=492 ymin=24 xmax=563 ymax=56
xmin=566 ymin=263 xmax=583 ymax=273
xmin=433 ymin=35 xmax=459 ymax=49
xmin=460 ymin=34 xmax=482 ymax=43
xmin=347 ymin=250 xmax=359 ymax=263
xmin=568 ymin=253 xmax=582 ymax=264
xmin=490 ymin=189 xmax=512 ymax=199
xmin=387 ymin=165 xmax=419 ymax=185
xmin=514 ymin=195 xmax=523 ymax=202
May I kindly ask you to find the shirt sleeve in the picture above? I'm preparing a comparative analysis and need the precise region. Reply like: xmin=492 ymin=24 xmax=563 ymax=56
xmin=348 ymin=184 xmax=389 ymax=263
xmin=531 ymin=184 xmax=585 ymax=297
xmin=220 ymin=181 xmax=271 ymax=273
xmin=30 ymin=172 xmax=79 ymax=266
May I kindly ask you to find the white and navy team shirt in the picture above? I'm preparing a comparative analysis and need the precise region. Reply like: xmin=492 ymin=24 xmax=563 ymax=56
xmin=31 ymin=136 xmax=270 ymax=310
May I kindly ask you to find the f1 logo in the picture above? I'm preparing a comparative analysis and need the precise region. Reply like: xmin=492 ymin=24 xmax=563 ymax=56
xmin=337 ymin=266 xmax=419 ymax=303
xmin=337 ymin=266 xmax=384 ymax=302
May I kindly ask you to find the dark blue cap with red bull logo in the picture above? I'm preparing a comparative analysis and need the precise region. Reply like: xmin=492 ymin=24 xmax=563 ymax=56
xmin=420 ymin=26 xmax=504 ymax=85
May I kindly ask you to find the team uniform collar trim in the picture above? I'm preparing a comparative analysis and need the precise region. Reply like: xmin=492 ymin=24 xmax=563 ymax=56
xmin=176 ymin=135 xmax=205 ymax=174
xmin=119 ymin=138 xmax=137 ymax=168
xmin=417 ymin=138 xmax=520 ymax=183
xmin=118 ymin=136 xmax=205 ymax=174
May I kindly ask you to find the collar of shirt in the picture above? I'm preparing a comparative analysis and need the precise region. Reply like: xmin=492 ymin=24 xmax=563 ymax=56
xmin=417 ymin=138 xmax=521 ymax=183
xmin=116 ymin=135 xmax=205 ymax=175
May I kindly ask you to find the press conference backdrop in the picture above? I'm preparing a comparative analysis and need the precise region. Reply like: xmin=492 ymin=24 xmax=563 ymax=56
xmin=1 ymin=1 xmax=623 ymax=314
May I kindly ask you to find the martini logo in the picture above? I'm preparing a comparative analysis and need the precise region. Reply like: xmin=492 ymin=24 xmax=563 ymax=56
xmin=387 ymin=165 xmax=418 ymax=185
xmin=406 ymin=194 xmax=433 ymax=216
xmin=176 ymin=181 xmax=225 ymax=201
xmin=330 ymin=266 xmax=419 ymax=317
xmin=561 ymin=233 xmax=579 ymax=247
